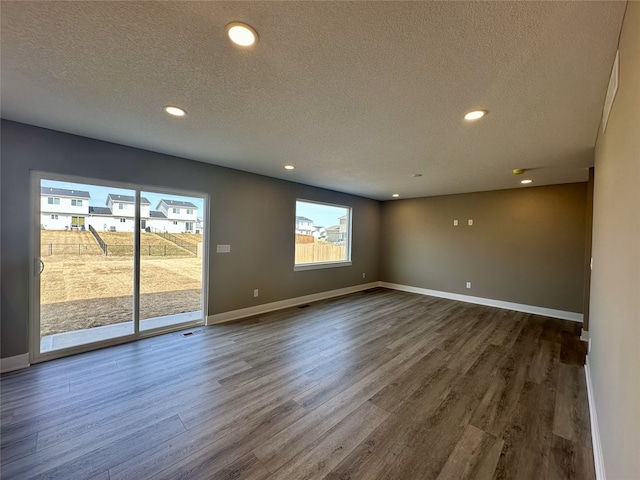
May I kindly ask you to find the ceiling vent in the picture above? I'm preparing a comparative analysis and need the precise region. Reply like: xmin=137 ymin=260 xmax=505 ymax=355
xmin=601 ymin=50 xmax=619 ymax=134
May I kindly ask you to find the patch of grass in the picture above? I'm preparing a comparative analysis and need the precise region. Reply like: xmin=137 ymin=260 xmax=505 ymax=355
xmin=170 ymin=233 xmax=203 ymax=245
xmin=96 ymin=232 xmax=192 ymax=256
xmin=40 ymin=230 xmax=103 ymax=256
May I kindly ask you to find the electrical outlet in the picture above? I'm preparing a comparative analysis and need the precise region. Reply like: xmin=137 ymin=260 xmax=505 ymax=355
xmin=362 ymin=273 xmax=366 ymax=278
xmin=454 ymin=219 xmax=458 ymax=226
xmin=468 ymin=219 xmax=473 ymax=226
xmin=466 ymin=282 xmax=471 ymax=289
xmin=253 ymin=289 xmax=259 ymax=297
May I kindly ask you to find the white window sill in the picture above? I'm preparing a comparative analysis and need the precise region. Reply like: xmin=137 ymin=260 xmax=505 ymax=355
xmin=294 ymin=261 xmax=352 ymax=272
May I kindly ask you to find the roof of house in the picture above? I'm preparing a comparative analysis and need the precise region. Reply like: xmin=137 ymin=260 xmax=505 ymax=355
xmin=158 ymin=199 xmax=198 ymax=209
xmin=88 ymin=206 xmax=112 ymax=215
xmin=106 ymin=194 xmax=151 ymax=205
xmin=149 ymin=211 xmax=167 ymax=218
xmin=41 ymin=187 xmax=90 ymax=198
xmin=296 ymin=216 xmax=314 ymax=223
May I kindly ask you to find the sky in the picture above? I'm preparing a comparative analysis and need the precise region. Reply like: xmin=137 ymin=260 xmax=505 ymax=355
xmin=296 ymin=201 xmax=349 ymax=228
xmin=41 ymin=179 xmax=205 ymax=212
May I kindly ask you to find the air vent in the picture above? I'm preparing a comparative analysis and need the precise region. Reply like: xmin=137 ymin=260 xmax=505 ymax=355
xmin=601 ymin=50 xmax=619 ymax=134
xmin=182 ymin=329 xmax=204 ymax=337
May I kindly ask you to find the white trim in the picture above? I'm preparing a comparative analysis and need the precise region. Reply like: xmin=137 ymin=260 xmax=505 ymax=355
xmin=294 ymin=261 xmax=352 ymax=272
xmin=207 ymin=282 xmax=378 ymax=325
xmin=1 ymin=354 xmax=30 ymax=373
xmin=585 ymin=356 xmax=606 ymax=480
xmin=379 ymin=282 xmax=583 ymax=322
xmin=580 ymin=328 xmax=590 ymax=342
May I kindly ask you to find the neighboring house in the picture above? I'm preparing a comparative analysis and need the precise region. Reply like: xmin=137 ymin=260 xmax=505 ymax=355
xmin=326 ymin=217 xmax=348 ymax=243
xmin=146 ymin=210 xmax=169 ymax=232
xmin=40 ymin=187 xmax=90 ymax=230
xmin=325 ymin=225 xmax=342 ymax=242
xmin=41 ymin=189 xmax=199 ymax=234
xmin=154 ymin=199 xmax=198 ymax=233
xmin=314 ymin=226 xmax=327 ymax=240
xmin=338 ymin=215 xmax=348 ymax=242
xmin=295 ymin=216 xmax=316 ymax=236
xmin=105 ymin=194 xmax=151 ymax=232
xmin=88 ymin=206 xmax=118 ymax=232
xmin=195 ymin=217 xmax=204 ymax=234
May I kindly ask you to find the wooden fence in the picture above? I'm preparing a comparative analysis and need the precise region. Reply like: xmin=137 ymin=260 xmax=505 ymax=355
xmin=295 ymin=234 xmax=315 ymax=244
xmin=295 ymin=242 xmax=346 ymax=264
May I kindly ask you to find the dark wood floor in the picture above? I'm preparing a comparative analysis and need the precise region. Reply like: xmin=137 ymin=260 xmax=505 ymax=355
xmin=0 ymin=288 xmax=594 ymax=480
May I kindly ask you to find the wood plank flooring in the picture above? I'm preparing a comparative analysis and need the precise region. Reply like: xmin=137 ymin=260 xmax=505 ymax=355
xmin=0 ymin=288 xmax=594 ymax=480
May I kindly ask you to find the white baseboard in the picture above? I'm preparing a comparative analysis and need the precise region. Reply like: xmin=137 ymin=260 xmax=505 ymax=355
xmin=207 ymin=282 xmax=379 ymax=325
xmin=1 ymin=353 xmax=30 ymax=374
xmin=379 ymin=282 xmax=583 ymax=322
xmin=208 ymin=281 xmax=583 ymax=325
xmin=580 ymin=328 xmax=590 ymax=342
xmin=585 ymin=356 xmax=606 ymax=480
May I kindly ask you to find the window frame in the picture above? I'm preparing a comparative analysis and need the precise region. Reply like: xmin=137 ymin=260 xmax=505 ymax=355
xmin=294 ymin=199 xmax=352 ymax=272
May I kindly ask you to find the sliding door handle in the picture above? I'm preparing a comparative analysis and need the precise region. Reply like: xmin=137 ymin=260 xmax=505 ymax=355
xmin=37 ymin=258 xmax=44 ymax=275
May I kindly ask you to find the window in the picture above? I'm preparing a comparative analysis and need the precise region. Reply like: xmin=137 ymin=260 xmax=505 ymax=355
xmin=48 ymin=197 xmax=60 ymax=205
xmin=186 ymin=209 xmax=193 ymax=215
xmin=118 ymin=203 xmax=125 ymax=210
xmin=71 ymin=199 xmax=83 ymax=206
xmin=50 ymin=214 xmax=58 ymax=219
xmin=120 ymin=218 xmax=126 ymax=223
xmin=173 ymin=208 xmax=180 ymax=214
xmin=173 ymin=221 xmax=178 ymax=225
xmin=294 ymin=200 xmax=351 ymax=270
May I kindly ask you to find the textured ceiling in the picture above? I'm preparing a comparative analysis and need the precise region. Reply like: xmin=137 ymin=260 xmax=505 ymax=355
xmin=0 ymin=1 xmax=626 ymax=200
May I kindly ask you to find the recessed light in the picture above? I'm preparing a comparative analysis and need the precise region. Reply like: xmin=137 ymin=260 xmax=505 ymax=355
xmin=392 ymin=193 xmax=400 ymax=198
xmin=521 ymin=179 xmax=533 ymax=184
xmin=164 ymin=106 xmax=186 ymax=117
xmin=464 ymin=110 xmax=487 ymax=121
xmin=227 ymin=22 xmax=258 ymax=47
xmin=284 ymin=165 xmax=295 ymax=170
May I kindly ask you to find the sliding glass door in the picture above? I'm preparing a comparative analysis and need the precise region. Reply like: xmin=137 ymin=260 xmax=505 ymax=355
xmin=31 ymin=173 xmax=207 ymax=361
xmin=139 ymin=190 xmax=204 ymax=331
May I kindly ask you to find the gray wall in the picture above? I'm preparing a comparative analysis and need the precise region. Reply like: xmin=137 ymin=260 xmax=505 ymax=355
xmin=380 ymin=184 xmax=588 ymax=313
xmin=589 ymin=1 xmax=640 ymax=478
xmin=0 ymin=120 xmax=381 ymax=359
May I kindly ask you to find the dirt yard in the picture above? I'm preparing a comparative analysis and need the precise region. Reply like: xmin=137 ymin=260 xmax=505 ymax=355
xmin=39 ymin=232 xmax=203 ymax=336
